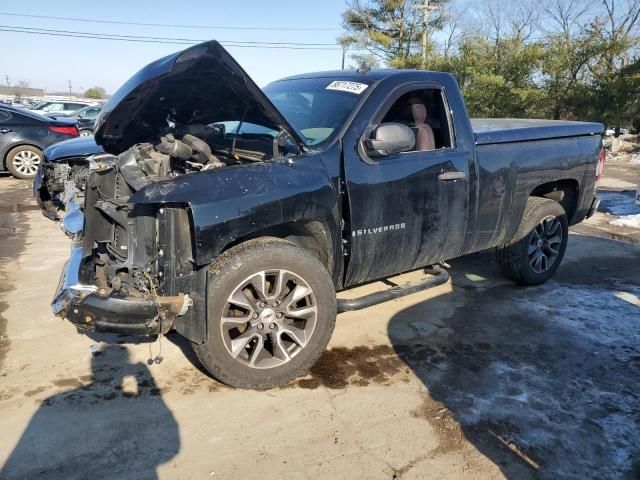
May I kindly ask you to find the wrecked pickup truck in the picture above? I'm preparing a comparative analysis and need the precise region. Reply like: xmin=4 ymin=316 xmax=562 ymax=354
xmin=51 ymin=40 xmax=605 ymax=389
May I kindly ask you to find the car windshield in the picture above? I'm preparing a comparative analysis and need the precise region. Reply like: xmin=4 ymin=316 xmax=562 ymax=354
xmin=263 ymin=77 xmax=374 ymax=147
xmin=68 ymin=106 xmax=99 ymax=118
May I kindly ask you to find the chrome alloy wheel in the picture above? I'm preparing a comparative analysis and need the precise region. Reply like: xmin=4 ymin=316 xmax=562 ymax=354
xmin=528 ymin=216 xmax=563 ymax=274
xmin=220 ymin=269 xmax=318 ymax=369
xmin=12 ymin=150 xmax=41 ymax=177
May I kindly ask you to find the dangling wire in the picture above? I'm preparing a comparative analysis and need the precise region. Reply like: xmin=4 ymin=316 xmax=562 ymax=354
xmin=145 ymin=268 xmax=165 ymax=365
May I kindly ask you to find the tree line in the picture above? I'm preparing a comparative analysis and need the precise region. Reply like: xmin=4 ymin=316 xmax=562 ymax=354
xmin=339 ymin=0 xmax=640 ymax=131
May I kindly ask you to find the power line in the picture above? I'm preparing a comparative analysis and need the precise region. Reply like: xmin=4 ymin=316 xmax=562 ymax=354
xmin=0 ymin=25 xmax=347 ymax=50
xmin=0 ymin=11 xmax=345 ymax=32
xmin=0 ymin=25 xmax=338 ymax=46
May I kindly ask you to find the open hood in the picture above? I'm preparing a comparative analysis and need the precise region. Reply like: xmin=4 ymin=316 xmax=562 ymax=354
xmin=95 ymin=40 xmax=304 ymax=155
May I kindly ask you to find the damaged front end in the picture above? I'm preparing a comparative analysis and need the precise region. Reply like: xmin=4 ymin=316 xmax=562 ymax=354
xmin=51 ymin=138 xmax=217 ymax=336
xmin=51 ymin=39 xmax=306 ymax=338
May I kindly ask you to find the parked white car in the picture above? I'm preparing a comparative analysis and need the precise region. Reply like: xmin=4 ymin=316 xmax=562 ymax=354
xmin=605 ymin=127 xmax=630 ymax=136
xmin=28 ymin=100 xmax=94 ymax=116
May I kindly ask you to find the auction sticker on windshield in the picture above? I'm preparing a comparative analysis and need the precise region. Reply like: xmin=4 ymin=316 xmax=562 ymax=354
xmin=326 ymin=81 xmax=369 ymax=95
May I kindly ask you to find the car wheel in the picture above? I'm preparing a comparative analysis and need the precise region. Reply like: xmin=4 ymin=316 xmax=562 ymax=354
xmin=194 ymin=237 xmax=336 ymax=389
xmin=79 ymin=129 xmax=94 ymax=137
xmin=496 ymin=197 xmax=568 ymax=286
xmin=6 ymin=145 xmax=42 ymax=179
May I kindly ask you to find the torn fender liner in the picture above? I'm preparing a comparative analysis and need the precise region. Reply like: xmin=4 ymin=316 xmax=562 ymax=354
xmin=94 ymin=40 xmax=305 ymax=155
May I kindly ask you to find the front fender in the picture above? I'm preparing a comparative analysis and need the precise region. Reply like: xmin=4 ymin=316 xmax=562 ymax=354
xmin=128 ymin=155 xmax=341 ymax=268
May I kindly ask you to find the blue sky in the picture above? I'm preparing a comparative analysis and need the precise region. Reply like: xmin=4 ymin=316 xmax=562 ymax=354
xmin=0 ymin=0 xmax=353 ymax=93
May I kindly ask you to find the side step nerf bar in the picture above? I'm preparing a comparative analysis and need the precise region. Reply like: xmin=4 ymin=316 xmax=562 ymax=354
xmin=337 ymin=265 xmax=450 ymax=313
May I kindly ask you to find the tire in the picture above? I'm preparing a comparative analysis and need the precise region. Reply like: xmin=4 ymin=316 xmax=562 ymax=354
xmin=496 ymin=197 xmax=568 ymax=286
xmin=194 ymin=237 xmax=336 ymax=389
xmin=6 ymin=145 xmax=42 ymax=179
xmin=79 ymin=129 xmax=94 ymax=137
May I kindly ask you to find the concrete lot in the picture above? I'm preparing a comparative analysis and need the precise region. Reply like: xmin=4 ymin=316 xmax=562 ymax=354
xmin=0 ymin=163 xmax=639 ymax=480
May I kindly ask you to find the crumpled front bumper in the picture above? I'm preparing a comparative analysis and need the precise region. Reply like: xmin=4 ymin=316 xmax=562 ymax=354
xmin=52 ymin=245 xmax=192 ymax=336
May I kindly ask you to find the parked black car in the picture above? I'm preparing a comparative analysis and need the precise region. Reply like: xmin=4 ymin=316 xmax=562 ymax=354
xmin=47 ymin=105 xmax=102 ymax=136
xmin=0 ymin=105 xmax=79 ymax=179
xmin=51 ymin=41 xmax=604 ymax=388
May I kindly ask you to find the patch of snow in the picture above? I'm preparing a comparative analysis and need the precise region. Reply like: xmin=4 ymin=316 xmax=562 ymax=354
xmin=518 ymin=283 xmax=640 ymax=347
xmin=598 ymin=191 xmax=640 ymax=216
xmin=447 ymin=282 xmax=640 ymax=479
xmin=610 ymin=213 xmax=640 ymax=229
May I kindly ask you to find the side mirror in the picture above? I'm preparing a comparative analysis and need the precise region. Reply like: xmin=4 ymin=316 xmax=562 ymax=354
xmin=365 ymin=123 xmax=415 ymax=157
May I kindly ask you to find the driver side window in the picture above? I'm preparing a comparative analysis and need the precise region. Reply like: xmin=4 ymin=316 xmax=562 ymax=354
xmin=379 ymin=88 xmax=454 ymax=153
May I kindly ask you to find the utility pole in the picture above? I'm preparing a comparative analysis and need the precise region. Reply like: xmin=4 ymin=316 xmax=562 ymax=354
xmin=68 ymin=80 xmax=72 ymax=98
xmin=421 ymin=0 xmax=438 ymax=69
xmin=4 ymin=75 xmax=9 ymax=88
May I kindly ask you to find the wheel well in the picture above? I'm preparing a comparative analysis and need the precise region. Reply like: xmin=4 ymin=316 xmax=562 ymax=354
xmin=223 ymin=220 xmax=334 ymax=275
xmin=530 ymin=179 xmax=579 ymax=221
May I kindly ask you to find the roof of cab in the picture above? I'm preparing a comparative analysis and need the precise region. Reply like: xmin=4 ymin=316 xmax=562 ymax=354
xmin=273 ymin=69 xmax=439 ymax=83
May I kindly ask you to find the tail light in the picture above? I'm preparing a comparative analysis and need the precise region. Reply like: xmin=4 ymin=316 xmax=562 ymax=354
xmin=595 ymin=148 xmax=606 ymax=191
xmin=49 ymin=125 xmax=79 ymax=137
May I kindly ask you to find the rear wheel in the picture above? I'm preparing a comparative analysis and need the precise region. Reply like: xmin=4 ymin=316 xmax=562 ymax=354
xmin=194 ymin=237 xmax=336 ymax=389
xmin=496 ymin=197 xmax=568 ymax=286
xmin=6 ymin=145 xmax=42 ymax=179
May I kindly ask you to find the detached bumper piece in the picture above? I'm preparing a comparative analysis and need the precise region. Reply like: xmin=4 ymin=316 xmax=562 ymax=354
xmin=52 ymin=246 xmax=192 ymax=336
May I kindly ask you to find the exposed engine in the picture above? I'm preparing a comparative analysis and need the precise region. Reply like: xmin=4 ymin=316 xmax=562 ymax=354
xmin=113 ymin=128 xmax=277 ymax=190
xmin=78 ymin=130 xmax=273 ymax=318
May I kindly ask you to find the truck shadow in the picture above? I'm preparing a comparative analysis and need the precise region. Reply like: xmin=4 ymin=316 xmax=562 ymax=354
xmin=0 ymin=344 xmax=180 ymax=479
xmin=387 ymin=237 xmax=640 ymax=479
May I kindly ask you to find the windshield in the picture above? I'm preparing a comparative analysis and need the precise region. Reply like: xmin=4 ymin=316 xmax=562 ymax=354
xmin=263 ymin=77 xmax=374 ymax=146
xmin=69 ymin=106 xmax=101 ymax=119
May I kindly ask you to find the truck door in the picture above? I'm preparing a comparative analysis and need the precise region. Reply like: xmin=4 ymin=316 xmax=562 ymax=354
xmin=343 ymin=85 xmax=472 ymax=286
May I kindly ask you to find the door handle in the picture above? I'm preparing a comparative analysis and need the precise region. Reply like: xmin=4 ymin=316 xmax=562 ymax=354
xmin=0 ymin=128 xmax=12 ymax=134
xmin=438 ymin=171 xmax=466 ymax=181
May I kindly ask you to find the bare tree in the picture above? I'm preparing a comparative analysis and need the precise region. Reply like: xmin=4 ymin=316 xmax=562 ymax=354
xmin=508 ymin=1 xmax=540 ymax=40
xmin=600 ymin=0 xmax=640 ymax=39
xmin=542 ymin=0 xmax=595 ymax=37
xmin=441 ymin=10 xmax=465 ymax=56
xmin=477 ymin=0 xmax=540 ymax=42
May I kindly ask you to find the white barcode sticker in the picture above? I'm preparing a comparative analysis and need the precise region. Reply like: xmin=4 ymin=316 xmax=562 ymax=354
xmin=325 ymin=80 xmax=369 ymax=95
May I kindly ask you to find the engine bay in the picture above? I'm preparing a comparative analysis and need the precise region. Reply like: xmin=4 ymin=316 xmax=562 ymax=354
xmin=78 ymin=127 xmax=281 ymax=304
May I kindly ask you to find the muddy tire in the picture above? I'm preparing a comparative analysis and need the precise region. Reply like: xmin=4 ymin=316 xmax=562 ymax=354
xmin=496 ymin=197 xmax=568 ymax=286
xmin=6 ymin=145 xmax=42 ymax=179
xmin=193 ymin=237 xmax=336 ymax=389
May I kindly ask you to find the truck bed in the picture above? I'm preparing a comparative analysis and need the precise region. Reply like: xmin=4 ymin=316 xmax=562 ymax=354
xmin=471 ymin=119 xmax=604 ymax=145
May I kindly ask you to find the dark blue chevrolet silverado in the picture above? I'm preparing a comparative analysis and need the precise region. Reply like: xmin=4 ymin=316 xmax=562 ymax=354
xmin=43 ymin=41 xmax=605 ymax=389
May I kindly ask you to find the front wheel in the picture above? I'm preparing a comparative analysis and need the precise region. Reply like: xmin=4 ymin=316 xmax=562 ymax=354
xmin=194 ymin=237 xmax=336 ymax=389
xmin=79 ymin=129 xmax=94 ymax=137
xmin=496 ymin=197 xmax=568 ymax=286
